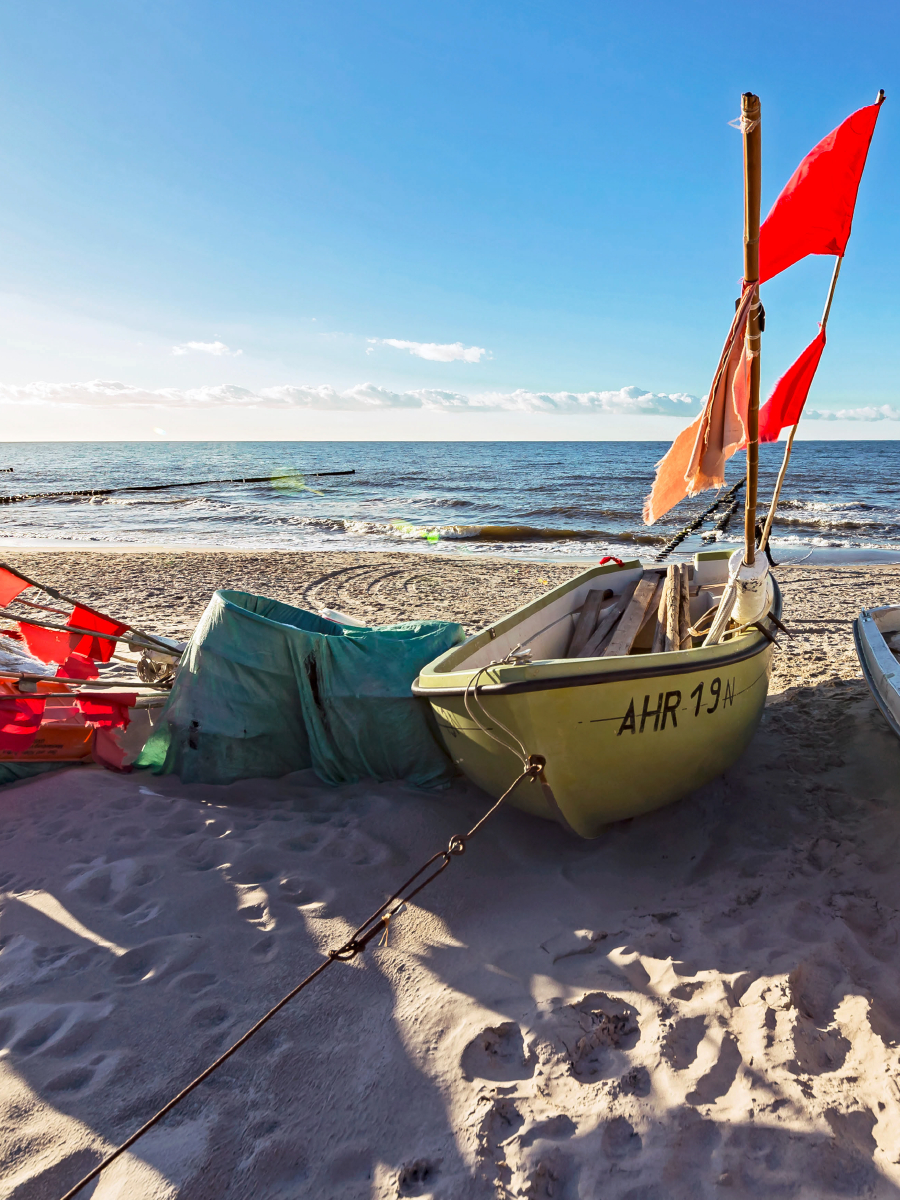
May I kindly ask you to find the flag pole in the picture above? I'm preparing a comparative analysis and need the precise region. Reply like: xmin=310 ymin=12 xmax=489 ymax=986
xmin=759 ymin=255 xmax=842 ymax=551
xmin=742 ymin=92 xmax=762 ymax=566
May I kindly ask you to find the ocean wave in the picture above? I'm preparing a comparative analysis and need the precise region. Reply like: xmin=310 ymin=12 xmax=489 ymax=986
xmin=777 ymin=499 xmax=880 ymax=513
xmin=772 ymin=516 xmax=898 ymax=534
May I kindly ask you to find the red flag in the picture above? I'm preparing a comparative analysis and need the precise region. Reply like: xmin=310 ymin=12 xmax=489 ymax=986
xmin=56 ymin=654 xmax=100 ymax=680
xmin=0 ymin=696 xmax=46 ymax=752
xmin=76 ymin=694 xmax=136 ymax=729
xmin=758 ymin=330 xmax=827 ymax=443
xmin=759 ymin=99 xmax=883 ymax=283
xmin=0 ymin=567 xmax=29 ymax=608
xmin=66 ymin=605 xmax=129 ymax=663
xmin=19 ymin=622 xmax=78 ymax=664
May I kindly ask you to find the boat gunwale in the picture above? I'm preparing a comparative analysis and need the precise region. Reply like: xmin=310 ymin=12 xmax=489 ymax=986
xmin=413 ymin=572 xmax=782 ymax=698
xmin=412 ymin=628 xmax=772 ymax=697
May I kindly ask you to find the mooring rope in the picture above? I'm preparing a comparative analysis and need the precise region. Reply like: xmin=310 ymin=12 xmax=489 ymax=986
xmin=57 ymin=755 xmax=545 ymax=1200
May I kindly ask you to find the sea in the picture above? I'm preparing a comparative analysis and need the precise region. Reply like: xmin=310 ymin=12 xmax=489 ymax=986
xmin=0 ymin=441 xmax=898 ymax=565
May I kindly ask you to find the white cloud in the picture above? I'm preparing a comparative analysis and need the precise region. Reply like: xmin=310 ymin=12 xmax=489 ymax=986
xmin=0 ymin=379 xmax=701 ymax=416
xmin=171 ymin=340 xmax=242 ymax=357
xmin=805 ymin=405 xmax=900 ymax=422
xmin=367 ymin=338 xmax=488 ymax=363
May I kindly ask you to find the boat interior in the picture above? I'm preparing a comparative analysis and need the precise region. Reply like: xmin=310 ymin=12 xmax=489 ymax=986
xmin=446 ymin=552 xmax=747 ymax=673
xmin=866 ymin=605 xmax=900 ymax=659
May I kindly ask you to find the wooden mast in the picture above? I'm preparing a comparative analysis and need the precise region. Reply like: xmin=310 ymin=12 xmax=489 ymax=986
xmin=742 ymin=92 xmax=762 ymax=566
xmin=758 ymin=255 xmax=842 ymax=551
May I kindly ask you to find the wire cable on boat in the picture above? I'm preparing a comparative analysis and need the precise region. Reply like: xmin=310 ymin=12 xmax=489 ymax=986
xmin=463 ymin=648 xmax=535 ymax=768
xmin=56 ymin=755 xmax=546 ymax=1200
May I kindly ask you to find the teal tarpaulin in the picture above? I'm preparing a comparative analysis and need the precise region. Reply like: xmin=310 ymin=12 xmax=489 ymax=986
xmin=136 ymin=590 xmax=465 ymax=788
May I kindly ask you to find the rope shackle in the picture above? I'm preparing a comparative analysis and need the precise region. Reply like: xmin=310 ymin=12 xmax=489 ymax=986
xmin=525 ymin=754 xmax=546 ymax=776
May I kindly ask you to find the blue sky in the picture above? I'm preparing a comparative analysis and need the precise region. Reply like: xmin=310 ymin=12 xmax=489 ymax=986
xmin=0 ymin=0 xmax=897 ymax=439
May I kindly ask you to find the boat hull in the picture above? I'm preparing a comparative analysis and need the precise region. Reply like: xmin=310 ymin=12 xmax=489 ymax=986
xmin=854 ymin=606 xmax=900 ymax=740
xmin=413 ymin=555 xmax=780 ymax=838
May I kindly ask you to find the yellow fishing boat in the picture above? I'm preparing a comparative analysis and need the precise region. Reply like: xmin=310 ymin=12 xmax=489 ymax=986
xmin=413 ymin=550 xmax=781 ymax=837
xmin=414 ymin=87 xmax=885 ymax=834
xmin=412 ymin=91 xmax=809 ymax=836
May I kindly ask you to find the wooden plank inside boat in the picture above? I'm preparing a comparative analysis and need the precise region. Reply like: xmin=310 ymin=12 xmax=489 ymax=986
xmin=603 ymin=576 xmax=662 ymax=657
xmin=567 ymin=588 xmax=610 ymax=656
xmin=577 ymin=581 xmax=638 ymax=658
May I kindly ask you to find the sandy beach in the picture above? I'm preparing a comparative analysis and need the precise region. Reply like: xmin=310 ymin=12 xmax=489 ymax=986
xmin=2 ymin=550 xmax=900 ymax=1199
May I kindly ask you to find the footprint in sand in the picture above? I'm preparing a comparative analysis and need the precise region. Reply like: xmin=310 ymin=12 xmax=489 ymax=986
xmin=560 ymin=992 xmax=641 ymax=1081
xmin=223 ymin=853 xmax=282 ymax=885
xmin=280 ymin=823 xmax=388 ymax=867
xmin=111 ymin=889 xmax=161 ymax=924
xmin=0 ymin=999 xmax=112 ymax=1058
xmin=520 ymin=1115 xmax=576 ymax=1147
xmin=461 ymin=1021 xmax=535 ymax=1082
xmin=65 ymin=857 xmax=160 ymax=907
xmin=10 ymin=1149 xmax=101 ymax=1199
xmin=44 ymin=1051 xmax=120 ymax=1095
xmin=168 ymin=971 xmax=217 ymax=995
xmin=175 ymin=837 xmax=220 ymax=871
xmin=661 ymin=1016 xmax=707 ymax=1071
xmin=189 ymin=1001 xmax=231 ymax=1030
xmin=157 ymin=812 xmax=208 ymax=838
xmin=685 ymin=1032 xmax=742 ymax=1105
xmin=396 ymin=1158 xmax=442 ymax=1197
xmin=276 ymin=875 xmax=333 ymax=910
xmin=250 ymin=934 xmax=278 ymax=962
xmin=616 ymin=1064 xmax=651 ymax=1097
xmin=601 ymin=1116 xmax=642 ymax=1160
xmin=476 ymin=1096 xmax=524 ymax=1159
xmin=519 ymin=1152 xmax=571 ymax=1199
xmin=788 ymin=956 xmax=843 ymax=1024
xmin=110 ymin=934 xmax=203 ymax=985
xmin=282 ymin=829 xmax=334 ymax=854
xmin=789 ymin=1021 xmax=851 ymax=1075
xmin=30 ymin=943 xmax=98 ymax=977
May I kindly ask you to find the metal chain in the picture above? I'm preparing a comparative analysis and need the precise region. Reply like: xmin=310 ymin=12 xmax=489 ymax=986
xmin=57 ymin=756 xmax=546 ymax=1200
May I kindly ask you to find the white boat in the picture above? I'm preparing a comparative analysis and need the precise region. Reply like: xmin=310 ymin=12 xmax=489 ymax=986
xmin=854 ymin=606 xmax=900 ymax=739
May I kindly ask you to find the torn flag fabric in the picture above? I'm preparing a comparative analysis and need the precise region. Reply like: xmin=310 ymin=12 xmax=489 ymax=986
xmin=66 ymin=605 xmax=129 ymax=663
xmin=758 ymin=330 xmax=827 ymax=444
xmin=75 ymin=694 xmax=136 ymax=729
xmin=758 ymin=100 xmax=883 ymax=284
xmin=19 ymin=622 xmax=78 ymax=664
xmin=56 ymin=654 xmax=100 ymax=681
xmin=643 ymin=287 xmax=755 ymax=525
xmin=0 ymin=567 xmax=29 ymax=608
xmin=0 ymin=697 xmax=46 ymax=752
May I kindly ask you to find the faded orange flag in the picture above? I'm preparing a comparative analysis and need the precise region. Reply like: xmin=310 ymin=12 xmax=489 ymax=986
xmin=643 ymin=286 xmax=755 ymax=525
